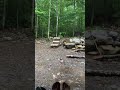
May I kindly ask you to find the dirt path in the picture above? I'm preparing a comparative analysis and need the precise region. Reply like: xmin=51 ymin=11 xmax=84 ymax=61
xmin=35 ymin=40 xmax=85 ymax=90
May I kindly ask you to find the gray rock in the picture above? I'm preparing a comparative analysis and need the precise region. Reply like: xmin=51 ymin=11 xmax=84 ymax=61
xmin=109 ymin=31 xmax=118 ymax=37
xmin=91 ymin=30 xmax=108 ymax=39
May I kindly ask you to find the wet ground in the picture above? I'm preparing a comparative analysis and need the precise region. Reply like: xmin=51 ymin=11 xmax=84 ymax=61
xmin=35 ymin=39 xmax=85 ymax=90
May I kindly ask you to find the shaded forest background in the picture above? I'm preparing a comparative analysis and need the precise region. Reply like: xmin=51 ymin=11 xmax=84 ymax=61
xmin=0 ymin=0 xmax=120 ymax=35
xmin=0 ymin=0 xmax=34 ymax=31
xmin=86 ymin=0 xmax=120 ymax=27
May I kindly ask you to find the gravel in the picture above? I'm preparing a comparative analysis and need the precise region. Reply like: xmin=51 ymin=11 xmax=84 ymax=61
xmin=35 ymin=39 xmax=85 ymax=90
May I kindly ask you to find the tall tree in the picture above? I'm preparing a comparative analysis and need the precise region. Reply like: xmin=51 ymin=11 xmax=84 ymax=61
xmin=56 ymin=0 xmax=59 ymax=37
xmin=48 ymin=0 xmax=51 ymax=38
xmin=31 ymin=0 xmax=34 ymax=31
xmin=3 ymin=0 xmax=6 ymax=30
xmin=16 ymin=0 xmax=19 ymax=30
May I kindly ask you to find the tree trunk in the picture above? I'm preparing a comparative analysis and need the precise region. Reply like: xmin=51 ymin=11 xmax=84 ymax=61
xmin=31 ymin=0 xmax=34 ymax=31
xmin=17 ymin=10 xmax=19 ymax=30
xmin=42 ymin=27 xmax=43 ymax=38
xmin=16 ymin=0 xmax=19 ymax=30
xmin=3 ymin=0 xmax=6 ymax=30
xmin=35 ymin=15 xmax=38 ymax=38
xmin=48 ymin=0 xmax=51 ymax=38
xmin=73 ymin=0 xmax=76 ymax=37
xmin=56 ymin=0 xmax=59 ymax=37
xmin=90 ymin=0 xmax=94 ymax=26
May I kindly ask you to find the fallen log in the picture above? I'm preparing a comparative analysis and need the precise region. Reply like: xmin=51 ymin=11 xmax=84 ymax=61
xmin=50 ymin=44 xmax=60 ymax=47
xmin=75 ymin=49 xmax=85 ymax=52
xmin=86 ymin=69 xmax=120 ymax=76
xmin=66 ymin=55 xmax=85 ymax=59
xmin=91 ymin=54 xmax=120 ymax=61
xmin=63 ymin=43 xmax=75 ymax=49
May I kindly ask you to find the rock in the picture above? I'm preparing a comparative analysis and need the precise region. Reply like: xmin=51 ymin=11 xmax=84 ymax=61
xmin=96 ymin=36 xmax=113 ymax=45
xmin=3 ymin=37 xmax=12 ymax=41
xmin=91 ymin=30 xmax=108 ymax=38
xmin=70 ymin=37 xmax=81 ymax=44
xmin=109 ymin=31 xmax=119 ymax=37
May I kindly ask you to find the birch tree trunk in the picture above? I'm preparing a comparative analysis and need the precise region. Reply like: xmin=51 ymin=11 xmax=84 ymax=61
xmin=35 ymin=15 xmax=38 ymax=38
xmin=35 ymin=0 xmax=38 ymax=38
xmin=73 ymin=0 xmax=76 ymax=37
xmin=48 ymin=0 xmax=51 ymax=38
xmin=56 ymin=0 xmax=59 ymax=37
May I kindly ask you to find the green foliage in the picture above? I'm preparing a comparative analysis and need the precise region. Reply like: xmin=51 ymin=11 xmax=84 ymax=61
xmin=35 ymin=0 xmax=85 ymax=38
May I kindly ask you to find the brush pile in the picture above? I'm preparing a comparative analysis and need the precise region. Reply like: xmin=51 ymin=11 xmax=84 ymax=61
xmin=86 ymin=30 xmax=120 ymax=56
xmin=63 ymin=37 xmax=85 ymax=51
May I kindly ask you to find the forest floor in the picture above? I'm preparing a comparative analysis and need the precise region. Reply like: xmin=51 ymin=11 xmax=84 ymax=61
xmin=0 ymin=40 xmax=34 ymax=90
xmin=86 ymin=26 xmax=120 ymax=90
xmin=35 ymin=39 xmax=85 ymax=90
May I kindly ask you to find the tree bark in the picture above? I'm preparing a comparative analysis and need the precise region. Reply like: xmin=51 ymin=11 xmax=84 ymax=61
xmin=35 ymin=15 xmax=38 ymax=38
xmin=16 ymin=0 xmax=19 ymax=30
xmin=31 ymin=0 xmax=34 ymax=31
xmin=56 ymin=0 xmax=59 ymax=37
xmin=3 ymin=0 xmax=6 ymax=30
xmin=48 ymin=0 xmax=51 ymax=38
xmin=73 ymin=0 xmax=76 ymax=37
xmin=90 ymin=0 xmax=94 ymax=26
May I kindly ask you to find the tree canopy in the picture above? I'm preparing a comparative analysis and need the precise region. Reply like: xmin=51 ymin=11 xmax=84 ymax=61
xmin=35 ymin=0 xmax=85 ymax=38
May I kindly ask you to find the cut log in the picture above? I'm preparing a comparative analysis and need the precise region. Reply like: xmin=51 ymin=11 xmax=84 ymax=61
xmin=75 ymin=49 xmax=85 ymax=52
xmin=66 ymin=55 xmax=85 ymax=59
xmin=76 ymin=45 xmax=85 ymax=49
xmin=100 ymin=45 xmax=115 ymax=51
xmin=87 ymin=51 xmax=99 ymax=55
xmin=99 ymin=45 xmax=120 ymax=54
xmin=51 ymin=44 xmax=59 ymax=47
xmin=64 ymin=43 xmax=75 ymax=49
xmin=53 ymin=41 xmax=60 ymax=44
xmin=53 ymin=37 xmax=60 ymax=40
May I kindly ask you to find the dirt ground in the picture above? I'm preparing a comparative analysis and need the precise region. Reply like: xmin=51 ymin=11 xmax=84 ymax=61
xmin=35 ymin=39 xmax=85 ymax=90
xmin=0 ymin=40 xmax=35 ymax=90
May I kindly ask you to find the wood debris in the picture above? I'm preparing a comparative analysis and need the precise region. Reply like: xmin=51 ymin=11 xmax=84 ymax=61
xmin=66 ymin=55 xmax=85 ymax=59
xmin=50 ymin=37 xmax=61 ymax=47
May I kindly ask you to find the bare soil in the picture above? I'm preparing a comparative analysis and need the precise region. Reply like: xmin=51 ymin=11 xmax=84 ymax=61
xmin=35 ymin=39 xmax=85 ymax=90
xmin=0 ymin=40 xmax=35 ymax=90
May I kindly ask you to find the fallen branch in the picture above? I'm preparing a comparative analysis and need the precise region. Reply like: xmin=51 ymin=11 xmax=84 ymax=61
xmin=66 ymin=55 xmax=85 ymax=59
xmin=92 ymin=54 xmax=120 ymax=60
